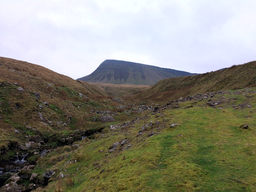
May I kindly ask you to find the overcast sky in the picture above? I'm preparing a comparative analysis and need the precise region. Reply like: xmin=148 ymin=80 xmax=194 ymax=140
xmin=0 ymin=0 xmax=256 ymax=79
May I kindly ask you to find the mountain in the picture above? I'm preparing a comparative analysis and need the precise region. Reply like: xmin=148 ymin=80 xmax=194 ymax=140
xmin=78 ymin=59 xmax=194 ymax=85
xmin=137 ymin=61 xmax=256 ymax=102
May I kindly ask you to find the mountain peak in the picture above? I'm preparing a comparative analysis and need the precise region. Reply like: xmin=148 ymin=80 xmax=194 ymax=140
xmin=79 ymin=60 xmax=193 ymax=85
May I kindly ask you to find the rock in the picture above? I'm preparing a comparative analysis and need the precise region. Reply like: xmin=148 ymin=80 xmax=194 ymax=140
xmin=18 ymin=169 xmax=31 ymax=180
xmin=22 ymin=165 xmax=35 ymax=171
xmin=109 ymin=142 xmax=120 ymax=153
xmin=14 ymin=153 xmax=28 ymax=165
xmin=170 ymin=123 xmax=178 ymax=128
xmin=40 ymin=150 xmax=49 ymax=157
xmin=15 ymin=103 xmax=22 ymax=109
xmin=38 ymin=112 xmax=44 ymax=121
xmin=100 ymin=115 xmax=115 ymax=122
xmin=30 ymin=173 xmax=38 ymax=182
xmin=17 ymin=87 xmax=24 ymax=92
xmin=27 ymin=183 xmax=37 ymax=191
xmin=78 ymin=93 xmax=83 ymax=98
xmin=8 ymin=174 xmax=20 ymax=183
xmin=34 ymin=93 xmax=40 ymax=100
xmin=24 ymin=141 xmax=39 ymax=150
xmin=153 ymin=107 xmax=159 ymax=113
xmin=59 ymin=172 xmax=65 ymax=178
xmin=124 ymin=144 xmax=132 ymax=150
xmin=120 ymin=139 xmax=128 ymax=146
xmin=137 ymin=131 xmax=143 ymax=136
xmin=14 ymin=129 xmax=19 ymax=134
xmin=2 ymin=181 xmax=24 ymax=192
xmin=240 ymin=124 xmax=249 ymax=129
xmin=207 ymin=100 xmax=220 ymax=107
xmin=38 ymin=104 xmax=43 ymax=110
xmin=43 ymin=101 xmax=48 ymax=106
xmin=148 ymin=132 xmax=155 ymax=137
xmin=43 ymin=170 xmax=55 ymax=184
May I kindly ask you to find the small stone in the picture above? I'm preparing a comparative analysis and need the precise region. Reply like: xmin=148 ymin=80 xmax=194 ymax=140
xmin=43 ymin=101 xmax=48 ymax=106
xmin=59 ymin=172 xmax=65 ymax=178
xmin=17 ymin=87 xmax=24 ymax=91
xmin=40 ymin=149 xmax=49 ymax=157
xmin=240 ymin=124 xmax=249 ymax=129
xmin=120 ymin=139 xmax=128 ymax=146
xmin=38 ymin=112 xmax=44 ymax=121
xmin=79 ymin=93 xmax=83 ymax=98
xmin=8 ymin=174 xmax=21 ymax=183
xmin=153 ymin=107 xmax=159 ymax=112
xmin=137 ymin=131 xmax=143 ymax=136
xmin=15 ymin=102 xmax=22 ymax=109
xmin=34 ymin=93 xmax=40 ymax=100
xmin=14 ymin=129 xmax=20 ymax=133
xmin=109 ymin=142 xmax=120 ymax=152
xmin=170 ymin=123 xmax=178 ymax=128
xmin=30 ymin=173 xmax=38 ymax=182
xmin=43 ymin=170 xmax=55 ymax=181
xmin=100 ymin=114 xmax=115 ymax=122
xmin=110 ymin=125 xmax=118 ymax=130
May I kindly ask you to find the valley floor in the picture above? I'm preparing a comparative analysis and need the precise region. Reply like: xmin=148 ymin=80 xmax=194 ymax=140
xmin=34 ymin=88 xmax=256 ymax=192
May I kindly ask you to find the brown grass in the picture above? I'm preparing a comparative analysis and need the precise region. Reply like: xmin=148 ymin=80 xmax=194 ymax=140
xmin=136 ymin=61 xmax=256 ymax=103
xmin=89 ymin=82 xmax=150 ymax=102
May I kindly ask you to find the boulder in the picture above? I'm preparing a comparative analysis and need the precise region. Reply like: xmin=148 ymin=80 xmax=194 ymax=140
xmin=240 ymin=124 xmax=249 ymax=129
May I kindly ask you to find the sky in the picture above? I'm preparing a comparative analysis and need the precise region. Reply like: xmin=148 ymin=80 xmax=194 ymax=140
xmin=0 ymin=0 xmax=256 ymax=79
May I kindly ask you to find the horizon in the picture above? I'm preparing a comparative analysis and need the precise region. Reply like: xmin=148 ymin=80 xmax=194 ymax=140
xmin=1 ymin=0 xmax=256 ymax=79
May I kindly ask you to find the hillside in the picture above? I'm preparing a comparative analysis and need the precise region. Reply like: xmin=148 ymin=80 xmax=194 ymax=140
xmin=1 ymin=57 xmax=256 ymax=192
xmin=78 ymin=60 xmax=193 ymax=85
xmin=35 ymin=85 xmax=256 ymax=192
xmin=89 ymin=83 xmax=150 ymax=103
xmin=0 ymin=57 xmax=135 ymax=191
xmin=137 ymin=61 xmax=256 ymax=103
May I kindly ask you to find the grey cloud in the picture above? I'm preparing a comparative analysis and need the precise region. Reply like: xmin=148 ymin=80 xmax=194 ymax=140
xmin=0 ymin=0 xmax=255 ymax=78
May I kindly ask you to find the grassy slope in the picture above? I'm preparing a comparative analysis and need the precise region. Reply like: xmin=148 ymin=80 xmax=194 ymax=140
xmin=89 ymin=83 xmax=150 ymax=102
xmin=35 ymin=87 xmax=256 ymax=192
xmin=138 ymin=61 xmax=256 ymax=103
xmin=0 ymin=57 xmax=114 ymax=149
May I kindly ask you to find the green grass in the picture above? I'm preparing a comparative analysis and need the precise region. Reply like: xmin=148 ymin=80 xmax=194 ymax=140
xmin=35 ymin=88 xmax=256 ymax=192
xmin=49 ymin=104 xmax=63 ymax=115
